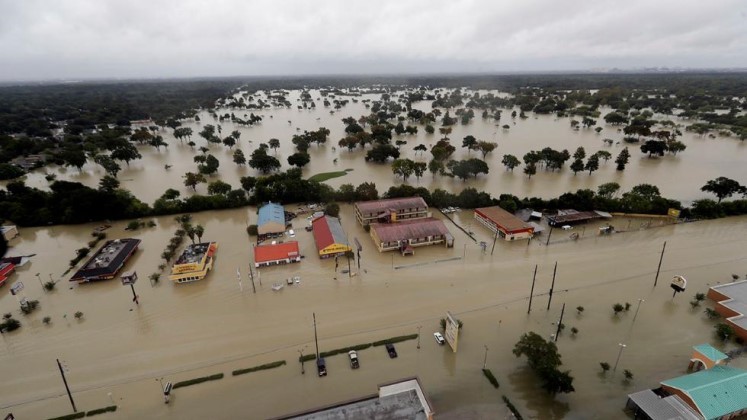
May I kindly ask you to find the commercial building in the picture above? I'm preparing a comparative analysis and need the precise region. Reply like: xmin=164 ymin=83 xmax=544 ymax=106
xmin=474 ymin=206 xmax=534 ymax=241
xmin=311 ymin=216 xmax=351 ymax=258
xmin=257 ymin=203 xmax=287 ymax=236
xmin=369 ymin=218 xmax=453 ymax=253
xmin=254 ymin=241 xmax=301 ymax=268
xmin=546 ymin=209 xmax=612 ymax=227
xmin=273 ymin=377 xmax=434 ymax=420
xmin=627 ymin=365 xmax=747 ymax=420
xmin=169 ymin=242 xmax=218 ymax=283
xmin=707 ymin=280 xmax=747 ymax=342
xmin=0 ymin=262 xmax=15 ymax=287
xmin=354 ymin=197 xmax=429 ymax=226
xmin=70 ymin=238 xmax=141 ymax=282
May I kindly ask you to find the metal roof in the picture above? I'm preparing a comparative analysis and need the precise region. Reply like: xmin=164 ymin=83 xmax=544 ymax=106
xmin=258 ymin=203 xmax=286 ymax=227
xmin=370 ymin=218 xmax=450 ymax=243
xmin=661 ymin=366 xmax=747 ymax=419
xmin=692 ymin=344 xmax=728 ymax=363
xmin=710 ymin=280 xmax=747 ymax=331
xmin=312 ymin=216 xmax=348 ymax=251
xmin=475 ymin=206 xmax=533 ymax=232
xmin=355 ymin=197 xmax=428 ymax=215
xmin=254 ymin=241 xmax=300 ymax=263
xmin=627 ymin=389 xmax=702 ymax=420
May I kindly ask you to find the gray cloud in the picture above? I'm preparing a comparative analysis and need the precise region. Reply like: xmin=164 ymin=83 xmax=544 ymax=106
xmin=0 ymin=0 xmax=745 ymax=80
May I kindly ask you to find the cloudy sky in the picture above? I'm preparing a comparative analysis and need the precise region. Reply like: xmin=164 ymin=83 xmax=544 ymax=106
xmin=1 ymin=0 xmax=746 ymax=81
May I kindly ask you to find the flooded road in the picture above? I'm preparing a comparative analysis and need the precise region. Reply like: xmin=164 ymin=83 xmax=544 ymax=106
xmin=6 ymin=89 xmax=746 ymax=205
xmin=1 ymin=205 xmax=747 ymax=419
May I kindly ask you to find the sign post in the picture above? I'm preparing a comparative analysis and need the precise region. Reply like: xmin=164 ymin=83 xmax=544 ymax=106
xmin=121 ymin=271 xmax=139 ymax=305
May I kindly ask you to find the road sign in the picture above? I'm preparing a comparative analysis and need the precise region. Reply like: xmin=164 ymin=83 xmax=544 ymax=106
xmin=10 ymin=281 xmax=23 ymax=295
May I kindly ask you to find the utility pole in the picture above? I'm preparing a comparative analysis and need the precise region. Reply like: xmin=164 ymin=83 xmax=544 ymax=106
xmin=248 ymin=266 xmax=256 ymax=293
xmin=297 ymin=346 xmax=307 ymax=374
xmin=654 ymin=241 xmax=667 ymax=287
xmin=36 ymin=273 xmax=44 ymax=291
xmin=313 ymin=313 xmax=320 ymax=360
xmin=547 ymin=262 xmax=557 ymax=310
xmin=416 ymin=326 xmax=422 ymax=349
xmin=490 ymin=228 xmax=499 ymax=255
xmin=554 ymin=303 xmax=566 ymax=343
xmin=528 ymin=265 xmax=537 ymax=314
xmin=347 ymin=252 xmax=351 ymax=278
xmin=545 ymin=226 xmax=554 ymax=246
xmin=483 ymin=345 xmax=489 ymax=369
xmin=56 ymin=359 xmax=76 ymax=413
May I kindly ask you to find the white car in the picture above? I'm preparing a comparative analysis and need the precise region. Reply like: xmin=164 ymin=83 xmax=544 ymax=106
xmin=433 ymin=332 xmax=445 ymax=345
xmin=561 ymin=225 xmax=573 ymax=230
xmin=288 ymin=229 xmax=295 ymax=238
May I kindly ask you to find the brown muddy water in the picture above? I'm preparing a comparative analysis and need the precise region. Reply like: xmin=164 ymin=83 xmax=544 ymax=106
xmin=1 ymin=205 xmax=747 ymax=419
xmin=1 ymin=89 xmax=747 ymax=419
xmin=6 ymin=89 xmax=746 ymax=205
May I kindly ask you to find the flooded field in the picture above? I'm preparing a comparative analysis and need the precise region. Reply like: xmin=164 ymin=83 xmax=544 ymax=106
xmin=1 ymin=88 xmax=747 ymax=419
xmin=1 ymin=205 xmax=746 ymax=419
xmin=7 ymin=89 xmax=747 ymax=205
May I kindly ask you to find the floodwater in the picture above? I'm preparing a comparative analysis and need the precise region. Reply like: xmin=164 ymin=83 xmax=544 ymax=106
xmin=1 ymin=206 xmax=747 ymax=419
xmin=1 ymin=88 xmax=747 ymax=419
xmin=6 ymin=89 xmax=747 ymax=205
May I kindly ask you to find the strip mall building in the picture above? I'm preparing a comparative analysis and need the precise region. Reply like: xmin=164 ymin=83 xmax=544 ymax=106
xmin=474 ymin=206 xmax=534 ymax=241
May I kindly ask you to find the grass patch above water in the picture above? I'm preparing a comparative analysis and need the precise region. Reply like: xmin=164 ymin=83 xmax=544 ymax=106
xmin=47 ymin=413 xmax=85 ymax=420
xmin=232 ymin=360 xmax=286 ymax=376
xmin=308 ymin=169 xmax=353 ymax=183
xmin=172 ymin=373 xmax=224 ymax=389
xmin=371 ymin=334 xmax=419 ymax=346
xmin=85 ymin=406 xmax=117 ymax=416
xmin=482 ymin=369 xmax=500 ymax=388
xmin=298 ymin=334 xmax=419 ymax=362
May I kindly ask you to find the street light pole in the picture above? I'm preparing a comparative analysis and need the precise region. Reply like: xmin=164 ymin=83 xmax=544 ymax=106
xmin=36 ymin=273 xmax=44 ymax=291
xmin=483 ymin=345 xmax=489 ymax=369
xmin=417 ymin=326 xmax=422 ymax=349
xmin=632 ymin=299 xmax=645 ymax=324
xmin=613 ymin=343 xmax=627 ymax=372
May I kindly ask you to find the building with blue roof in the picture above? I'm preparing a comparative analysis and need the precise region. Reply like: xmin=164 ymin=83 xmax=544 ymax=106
xmin=257 ymin=203 xmax=287 ymax=236
xmin=659 ymin=365 xmax=747 ymax=419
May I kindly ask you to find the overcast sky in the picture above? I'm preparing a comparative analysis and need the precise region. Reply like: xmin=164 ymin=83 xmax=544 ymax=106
xmin=1 ymin=0 xmax=746 ymax=81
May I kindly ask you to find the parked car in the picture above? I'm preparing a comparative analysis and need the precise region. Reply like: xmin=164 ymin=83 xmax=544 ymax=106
xmin=348 ymin=351 xmax=360 ymax=369
xmin=316 ymin=357 xmax=327 ymax=377
xmin=288 ymin=229 xmax=295 ymax=238
xmin=434 ymin=332 xmax=445 ymax=345
xmin=385 ymin=343 xmax=398 ymax=358
xmin=561 ymin=225 xmax=573 ymax=230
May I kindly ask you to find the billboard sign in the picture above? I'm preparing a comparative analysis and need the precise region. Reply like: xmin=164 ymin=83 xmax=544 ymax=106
xmin=121 ymin=271 xmax=138 ymax=285
xmin=444 ymin=311 xmax=460 ymax=353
